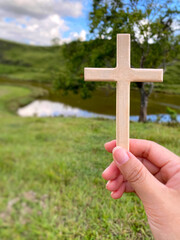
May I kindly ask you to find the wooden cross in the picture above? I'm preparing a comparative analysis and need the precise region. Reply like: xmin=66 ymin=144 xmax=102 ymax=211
xmin=84 ymin=34 xmax=163 ymax=150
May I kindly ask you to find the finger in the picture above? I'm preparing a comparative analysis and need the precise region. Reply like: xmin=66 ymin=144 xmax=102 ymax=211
xmin=139 ymin=158 xmax=159 ymax=175
xmin=104 ymin=140 xmax=116 ymax=153
xmin=130 ymin=139 xmax=179 ymax=167
xmin=113 ymin=146 xmax=165 ymax=203
xmin=102 ymin=161 xmax=120 ymax=180
xmin=105 ymin=139 xmax=178 ymax=168
xmin=111 ymin=183 xmax=126 ymax=199
xmin=106 ymin=175 xmax=124 ymax=191
xmin=124 ymin=181 xmax=134 ymax=193
xmin=166 ymin=172 xmax=180 ymax=190
xmin=154 ymin=171 xmax=166 ymax=184
xmin=105 ymin=140 xmax=160 ymax=175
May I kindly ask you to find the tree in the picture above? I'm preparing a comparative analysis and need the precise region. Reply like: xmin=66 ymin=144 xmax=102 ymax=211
xmin=56 ymin=38 xmax=116 ymax=98
xmin=89 ymin=0 xmax=180 ymax=122
xmin=51 ymin=37 xmax=60 ymax=46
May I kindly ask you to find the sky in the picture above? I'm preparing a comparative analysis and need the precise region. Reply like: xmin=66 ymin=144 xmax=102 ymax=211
xmin=0 ymin=0 xmax=179 ymax=46
xmin=0 ymin=0 xmax=92 ymax=46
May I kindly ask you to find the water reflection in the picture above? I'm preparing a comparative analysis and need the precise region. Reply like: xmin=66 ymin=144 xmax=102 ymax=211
xmin=18 ymin=100 xmax=180 ymax=122
xmin=1 ymin=78 xmax=180 ymax=116
xmin=17 ymin=100 xmax=115 ymax=119
xmin=130 ymin=114 xmax=180 ymax=123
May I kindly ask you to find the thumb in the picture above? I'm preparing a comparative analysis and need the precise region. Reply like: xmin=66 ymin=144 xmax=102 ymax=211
xmin=113 ymin=146 xmax=165 ymax=202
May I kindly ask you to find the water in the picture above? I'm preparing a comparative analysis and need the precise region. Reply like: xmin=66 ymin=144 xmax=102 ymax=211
xmin=17 ymin=99 xmax=180 ymax=122
xmin=1 ymin=78 xmax=180 ymax=121
xmin=17 ymin=100 xmax=115 ymax=119
xmin=39 ymin=87 xmax=180 ymax=116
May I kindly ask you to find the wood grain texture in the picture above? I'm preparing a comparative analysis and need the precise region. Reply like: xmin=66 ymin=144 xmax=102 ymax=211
xmin=84 ymin=68 xmax=116 ymax=82
xmin=130 ymin=68 xmax=163 ymax=82
xmin=117 ymin=34 xmax=130 ymax=68
xmin=84 ymin=34 xmax=163 ymax=150
xmin=116 ymin=81 xmax=130 ymax=149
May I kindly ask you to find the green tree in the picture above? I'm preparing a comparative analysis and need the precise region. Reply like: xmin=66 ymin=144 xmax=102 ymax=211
xmin=89 ymin=0 xmax=180 ymax=122
xmin=51 ymin=37 xmax=60 ymax=46
xmin=57 ymin=38 xmax=116 ymax=98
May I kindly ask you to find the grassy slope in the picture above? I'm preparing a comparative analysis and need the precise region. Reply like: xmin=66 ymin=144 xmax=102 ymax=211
xmin=0 ymin=39 xmax=64 ymax=83
xmin=0 ymin=39 xmax=179 ymax=93
xmin=0 ymin=85 xmax=180 ymax=239
xmin=154 ymin=55 xmax=180 ymax=94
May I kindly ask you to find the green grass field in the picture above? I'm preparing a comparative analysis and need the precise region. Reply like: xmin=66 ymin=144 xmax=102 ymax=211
xmin=0 ymin=85 xmax=180 ymax=239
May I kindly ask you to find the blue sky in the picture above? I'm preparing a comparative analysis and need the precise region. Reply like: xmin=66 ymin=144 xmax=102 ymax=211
xmin=0 ymin=0 xmax=179 ymax=46
xmin=63 ymin=1 xmax=92 ymax=40
xmin=0 ymin=0 xmax=92 ymax=45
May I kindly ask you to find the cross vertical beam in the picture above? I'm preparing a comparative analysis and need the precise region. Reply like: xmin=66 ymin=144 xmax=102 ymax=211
xmin=117 ymin=34 xmax=130 ymax=69
xmin=116 ymin=81 xmax=130 ymax=149
xmin=116 ymin=34 xmax=131 ymax=149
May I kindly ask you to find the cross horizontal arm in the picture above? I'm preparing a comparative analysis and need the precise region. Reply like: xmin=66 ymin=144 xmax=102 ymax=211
xmin=84 ymin=68 xmax=116 ymax=82
xmin=130 ymin=68 xmax=163 ymax=82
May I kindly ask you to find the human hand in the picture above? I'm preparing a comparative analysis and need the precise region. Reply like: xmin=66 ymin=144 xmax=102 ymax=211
xmin=102 ymin=139 xmax=180 ymax=240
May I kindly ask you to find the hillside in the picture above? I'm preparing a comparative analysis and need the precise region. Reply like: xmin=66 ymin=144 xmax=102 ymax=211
xmin=0 ymin=39 xmax=64 ymax=83
xmin=0 ymin=39 xmax=179 ymax=92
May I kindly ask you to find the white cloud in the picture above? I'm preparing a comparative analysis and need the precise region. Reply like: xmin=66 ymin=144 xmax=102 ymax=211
xmin=0 ymin=14 xmax=69 ymax=45
xmin=134 ymin=19 xmax=152 ymax=44
xmin=0 ymin=0 xmax=83 ymax=19
xmin=79 ymin=30 xmax=86 ymax=41
xmin=172 ymin=19 xmax=180 ymax=33
xmin=60 ymin=30 xmax=87 ymax=44
xmin=134 ymin=18 xmax=180 ymax=44
xmin=0 ymin=0 xmax=86 ymax=45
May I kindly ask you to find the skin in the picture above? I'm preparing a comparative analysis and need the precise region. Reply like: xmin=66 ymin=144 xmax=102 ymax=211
xmin=102 ymin=139 xmax=180 ymax=240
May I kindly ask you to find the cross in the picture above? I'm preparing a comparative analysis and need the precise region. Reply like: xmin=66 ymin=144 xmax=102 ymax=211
xmin=84 ymin=34 xmax=163 ymax=150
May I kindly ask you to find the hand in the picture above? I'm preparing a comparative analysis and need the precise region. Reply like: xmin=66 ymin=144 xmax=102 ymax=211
xmin=102 ymin=139 xmax=180 ymax=240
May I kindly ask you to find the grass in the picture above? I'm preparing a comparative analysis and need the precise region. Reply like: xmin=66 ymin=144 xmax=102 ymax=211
xmin=0 ymin=39 xmax=63 ymax=83
xmin=0 ymin=85 xmax=180 ymax=239
xmin=0 ymin=83 xmax=48 ymax=114
xmin=154 ymin=54 xmax=180 ymax=94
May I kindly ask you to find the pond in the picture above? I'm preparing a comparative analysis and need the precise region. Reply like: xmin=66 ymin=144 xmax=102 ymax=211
xmin=38 ymin=87 xmax=180 ymax=116
xmin=1 ymin=78 xmax=180 ymax=122
xmin=17 ymin=99 xmax=180 ymax=123
xmin=17 ymin=85 xmax=180 ymax=122
xmin=17 ymin=100 xmax=115 ymax=119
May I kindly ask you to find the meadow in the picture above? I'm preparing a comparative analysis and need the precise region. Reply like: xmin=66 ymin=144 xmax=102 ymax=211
xmin=0 ymin=85 xmax=180 ymax=239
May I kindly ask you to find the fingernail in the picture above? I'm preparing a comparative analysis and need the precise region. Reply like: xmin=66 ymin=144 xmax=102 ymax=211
xmin=104 ymin=142 xmax=109 ymax=148
xmin=104 ymin=141 xmax=112 ymax=148
xmin=106 ymin=181 xmax=110 ymax=188
xmin=102 ymin=166 xmax=110 ymax=175
xmin=113 ymin=146 xmax=129 ymax=166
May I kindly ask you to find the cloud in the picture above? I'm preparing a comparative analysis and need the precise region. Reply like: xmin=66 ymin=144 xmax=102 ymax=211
xmin=172 ymin=19 xmax=180 ymax=33
xmin=133 ymin=19 xmax=152 ymax=44
xmin=0 ymin=0 xmax=87 ymax=45
xmin=61 ymin=30 xmax=86 ymax=44
xmin=134 ymin=18 xmax=180 ymax=44
xmin=0 ymin=0 xmax=83 ymax=19
xmin=0 ymin=14 xmax=69 ymax=45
